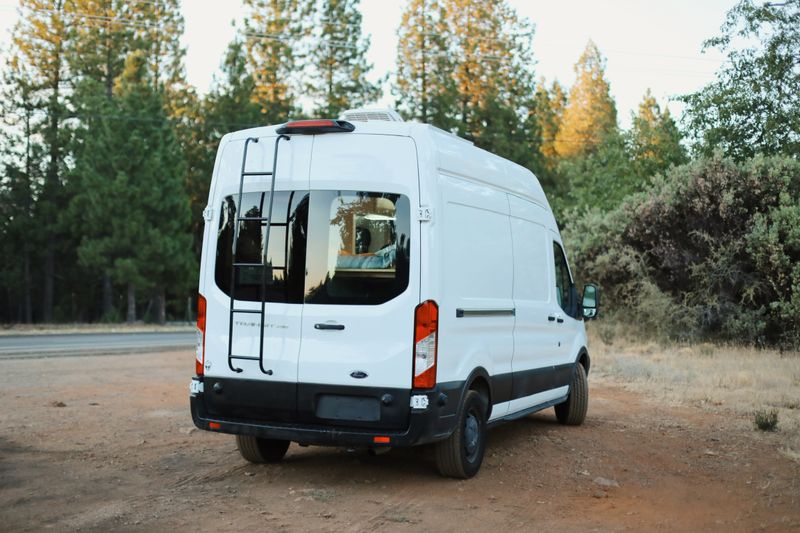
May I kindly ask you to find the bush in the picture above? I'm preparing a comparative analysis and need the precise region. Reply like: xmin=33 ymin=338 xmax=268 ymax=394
xmin=753 ymin=409 xmax=779 ymax=432
xmin=563 ymin=154 xmax=800 ymax=349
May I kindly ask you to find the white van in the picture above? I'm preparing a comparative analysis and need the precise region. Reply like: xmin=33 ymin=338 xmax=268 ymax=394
xmin=190 ymin=109 xmax=599 ymax=478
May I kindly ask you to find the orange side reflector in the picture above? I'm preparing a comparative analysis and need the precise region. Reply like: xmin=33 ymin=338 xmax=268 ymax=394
xmin=373 ymin=436 xmax=390 ymax=444
xmin=209 ymin=422 xmax=221 ymax=430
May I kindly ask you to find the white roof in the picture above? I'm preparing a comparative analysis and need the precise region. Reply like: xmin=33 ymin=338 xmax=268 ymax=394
xmin=221 ymin=120 xmax=549 ymax=209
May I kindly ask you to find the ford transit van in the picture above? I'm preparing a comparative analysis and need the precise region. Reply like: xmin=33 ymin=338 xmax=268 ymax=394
xmin=190 ymin=109 xmax=599 ymax=478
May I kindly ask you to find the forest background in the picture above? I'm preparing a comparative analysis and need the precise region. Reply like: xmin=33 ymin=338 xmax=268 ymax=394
xmin=0 ymin=0 xmax=798 ymax=350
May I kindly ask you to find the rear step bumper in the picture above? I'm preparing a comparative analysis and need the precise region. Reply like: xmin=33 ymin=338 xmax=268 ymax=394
xmin=190 ymin=378 xmax=463 ymax=447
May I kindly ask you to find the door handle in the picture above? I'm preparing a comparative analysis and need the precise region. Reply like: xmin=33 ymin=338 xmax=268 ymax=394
xmin=314 ymin=323 xmax=345 ymax=331
xmin=548 ymin=315 xmax=556 ymax=322
xmin=548 ymin=314 xmax=565 ymax=323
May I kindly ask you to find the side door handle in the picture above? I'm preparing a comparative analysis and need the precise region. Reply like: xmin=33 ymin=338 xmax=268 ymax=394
xmin=548 ymin=315 xmax=556 ymax=322
xmin=548 ymin=314 xmax=565 ymax=324
xmin=314 ymin=323 xmax=345 ymax=331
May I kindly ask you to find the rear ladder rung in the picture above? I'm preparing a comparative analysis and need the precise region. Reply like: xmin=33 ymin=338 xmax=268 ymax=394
xmin=230 ymin=355 xmax=260 ymax=361
xmin=241 ymin=171 xmax=273 ymax=176
xmin=231 ymin=309 xmax=262 ymax=314
xmin=237 ymin=216 xmax=270 ymax=222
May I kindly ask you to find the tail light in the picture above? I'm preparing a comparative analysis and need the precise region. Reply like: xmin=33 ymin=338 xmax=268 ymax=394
xmin=195 ymin=294 xmax=206 ymax=376
xmin=413 ymin=300 xmax=438 ymax=389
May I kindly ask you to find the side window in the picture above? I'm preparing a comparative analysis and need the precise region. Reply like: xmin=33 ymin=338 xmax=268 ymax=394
xmin=552 ymin=241 xmax=573 ymax=314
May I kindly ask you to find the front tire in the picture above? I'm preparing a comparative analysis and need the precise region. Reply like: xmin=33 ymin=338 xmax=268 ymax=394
xmin=235 ymin=435 xmax=290 ymax=463
xmin=435 ymin=390 xmax=487 ymax=479
xmin=555 ymin=363 xmax=588 ymax=425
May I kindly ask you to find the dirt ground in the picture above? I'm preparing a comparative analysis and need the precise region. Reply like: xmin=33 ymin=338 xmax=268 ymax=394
xmin=1 ymin=350 xmax=798 ymax=532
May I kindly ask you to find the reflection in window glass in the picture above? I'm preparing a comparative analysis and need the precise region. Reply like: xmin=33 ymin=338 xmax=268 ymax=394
xmin=553 ymin=241 xmax=572 ymax=313
xmin=305 ymin=192 xmax=410 ymax=305
xmin=215 ymin=191 xmax=308 ymax=303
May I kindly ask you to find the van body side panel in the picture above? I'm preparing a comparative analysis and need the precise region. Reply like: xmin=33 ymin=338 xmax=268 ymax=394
xmin=297 ymin=135 xmax=420 ymax=391
xmin=507 ymin=195 xmax=571 ymax=411
xmin=436 ymin=174 xmax=514 ymax=420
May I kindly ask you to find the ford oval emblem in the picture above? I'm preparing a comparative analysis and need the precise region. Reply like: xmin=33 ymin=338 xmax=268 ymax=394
xmin=350 ymin=370 xmax=368 ymax=379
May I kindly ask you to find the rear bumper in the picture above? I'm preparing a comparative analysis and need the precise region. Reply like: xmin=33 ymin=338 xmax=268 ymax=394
xmin=189 ymin=377 xmax=463 ymax=447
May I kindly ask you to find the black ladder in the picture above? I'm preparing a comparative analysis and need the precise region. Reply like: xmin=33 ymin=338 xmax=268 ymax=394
xmin=227 ymin=135 xmax=290 ymax=374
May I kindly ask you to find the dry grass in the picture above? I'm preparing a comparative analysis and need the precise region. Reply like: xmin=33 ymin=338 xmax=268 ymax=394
xmin=588 ymin=322 xmax=800 ymax=461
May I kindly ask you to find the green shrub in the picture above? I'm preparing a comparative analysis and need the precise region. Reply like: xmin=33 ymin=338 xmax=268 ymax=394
xmin=753 ymin=409 xmax=779 ymax=432
xmin=563 ymin=154 xmax=800 ymax=349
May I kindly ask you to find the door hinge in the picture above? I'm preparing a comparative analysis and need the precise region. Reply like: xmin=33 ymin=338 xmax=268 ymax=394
xmin=417 ymin=206 xmax=433 ymax=222
xmin=202 ymin=206 xmax=213 ymax=221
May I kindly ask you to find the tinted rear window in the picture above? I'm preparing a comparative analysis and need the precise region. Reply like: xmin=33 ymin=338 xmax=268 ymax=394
xmin=215 ymin=190 xmax=410 ymax=305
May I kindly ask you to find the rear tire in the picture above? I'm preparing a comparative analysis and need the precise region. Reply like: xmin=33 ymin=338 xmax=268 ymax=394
xmin=435 ymin=390 xmax=487 ymax=479
xmin=235 ymin=435 xmax=290 ymax=463
xmin=555 ymin=363 xmax=588 ymax=425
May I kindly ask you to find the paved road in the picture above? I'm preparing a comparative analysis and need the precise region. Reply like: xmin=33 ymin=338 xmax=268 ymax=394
xmin=0 ymin=331 xmax=195 ymax=359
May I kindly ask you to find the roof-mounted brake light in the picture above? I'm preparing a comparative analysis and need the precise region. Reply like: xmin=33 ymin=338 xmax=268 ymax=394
xmin=276 ymin=119 xmax=355 ymax=135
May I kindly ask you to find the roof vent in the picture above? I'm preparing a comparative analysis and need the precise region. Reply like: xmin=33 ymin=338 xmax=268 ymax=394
xmin=338 ymin=108 xmax=404 ymax=123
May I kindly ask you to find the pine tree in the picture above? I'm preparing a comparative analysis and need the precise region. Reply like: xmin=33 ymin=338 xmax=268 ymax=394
xmin=243 ymin=0 xmax=311 ymax=122
xmin=0 ymin=57 xmax=43 ymax=322
xmin=69 ymin=52 xmax=193 ymax=323
xmin=7 ymin=0 xmax=74 ymax=322
xmin=555 ymin=40 xmax=618 ymax=159
xmin=307 ymin=0 xmax=380 ymax=116
xmin=629 ymin=89 xmax=687 ymax=179
xmin=187 ymin=38 xmax=264 ymax=257
xmin=443 ymin=0 xmax=539 ymax=167
xmin=535 ymin=80 xmax=566 ymax=170
xmin=394 ymin=0 xmax=456 ymax=129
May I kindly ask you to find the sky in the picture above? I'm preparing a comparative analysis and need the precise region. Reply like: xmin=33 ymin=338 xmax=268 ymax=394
xmin=0 ymin=0 xmax=736 ymax=128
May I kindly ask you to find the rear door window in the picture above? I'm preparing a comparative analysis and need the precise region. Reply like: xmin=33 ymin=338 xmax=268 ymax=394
xmin=215 ymin=191 xmax=308 ymax=303
xmin=304 ymin=191 xmax=411 ymax=305
xmin=215 ymin=190 xmax=410 ymax=306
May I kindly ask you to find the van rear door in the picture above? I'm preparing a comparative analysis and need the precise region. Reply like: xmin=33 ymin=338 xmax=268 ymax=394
xmin=296 ymin=134 xmax=420 ymax=429
xmin=202 ymin=135 xmax=311 ymax=421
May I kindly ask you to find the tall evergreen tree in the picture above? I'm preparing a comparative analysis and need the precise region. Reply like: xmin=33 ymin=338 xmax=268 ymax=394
xmin=187 ymin=39 xmax=264 ymax=257
xmin=532 ymin=79 xmax=567 ymax=192
xmin=394 ymin=0 xmax=456 ymax=129
xmin=0 ymin=58 xmax=43 ymax=323
xmin=307 ymin=0 xmax=380 ymax=116
xmin=7 ymin=0 xmax=74 ymax=322
xmin=69 ymin=52 xmax=193 ymax=323
xmin=629 ymin=89 xmax=687 ymax=179
xmin=555 ymin=40 xmax=618 ymax=159
xmin=443 ymin=0 xmax=539 ymax=168
xmin=243 ymin=0 xmax=311 ymax=122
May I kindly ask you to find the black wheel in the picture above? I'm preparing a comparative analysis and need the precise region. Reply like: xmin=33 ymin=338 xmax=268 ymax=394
xmin=235 ymin=435 xmax=290 ymax=463
xmin=555 ymin=363 xmax=588 ymax=425
xmin=435 ymin=390 xmax=487 ymax=479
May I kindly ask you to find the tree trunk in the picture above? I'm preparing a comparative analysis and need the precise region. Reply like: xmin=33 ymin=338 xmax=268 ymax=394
xmin=42 ymin=244 xmax=54 ymax=322
xmin=126 ymin=283 xmax=136 ymax=323
xmin=156 ymin=288 xmax=166 ymax=325
xmin=186 ymin=295 xmax=192 ymax=322
xmin=101 ymin=274 xmax=113 ymax=318
xmin=23 ymin=251 xmax=32 ymax=324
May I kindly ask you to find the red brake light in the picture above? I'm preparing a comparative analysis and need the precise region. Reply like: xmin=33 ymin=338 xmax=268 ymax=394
xmin=276 ymin=119 xmax=355 ymax=135
xmin=413 ymin=300 xmax=438 ymax=389
xmin=195 ymin=294 xmax=206 ymax=376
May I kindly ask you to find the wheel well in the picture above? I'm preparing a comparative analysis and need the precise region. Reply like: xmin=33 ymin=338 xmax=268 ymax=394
xmin=468 ymin=376 xmax=491 ymax=416
xmin=578 ymin=350 xmax=591 ymax=375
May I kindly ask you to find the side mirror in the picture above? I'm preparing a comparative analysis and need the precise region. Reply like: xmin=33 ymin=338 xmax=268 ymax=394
xmin=582 ymin=283 xmax=599 ymax=320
